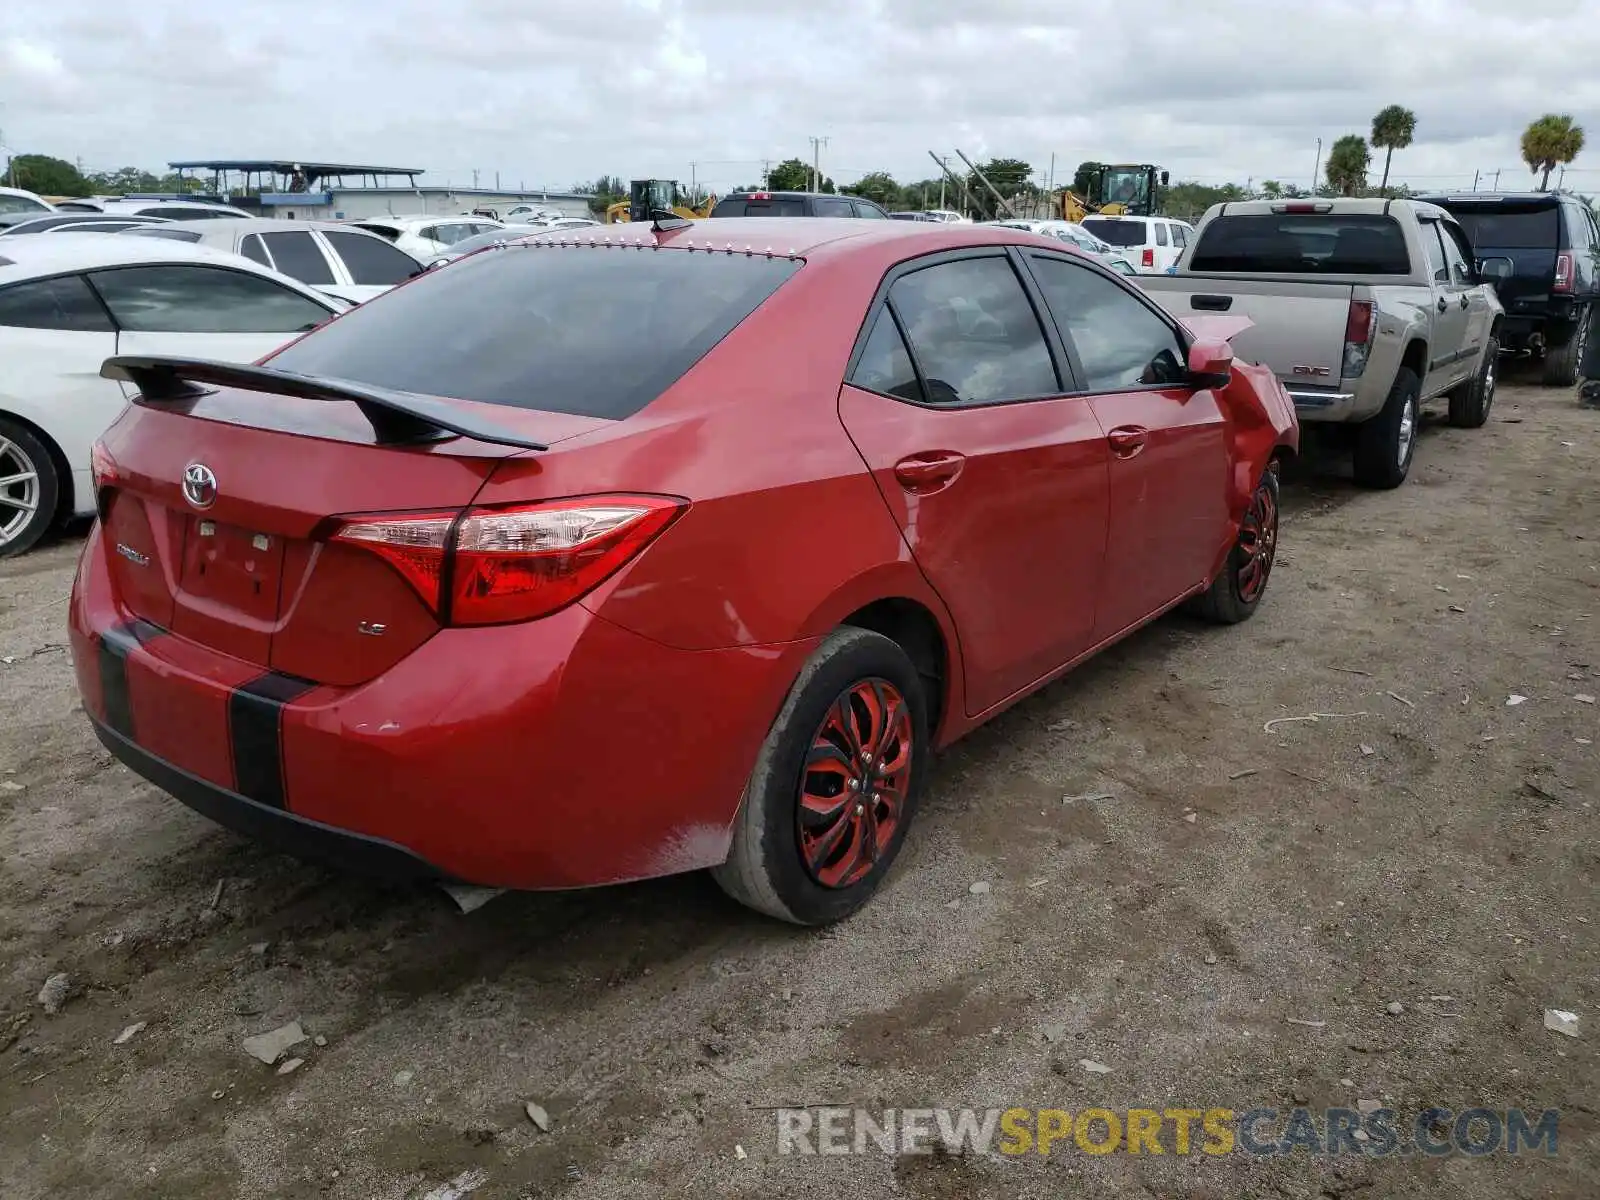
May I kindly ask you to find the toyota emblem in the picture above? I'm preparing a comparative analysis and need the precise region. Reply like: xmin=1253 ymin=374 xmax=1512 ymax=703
xmin=182 ymin=463 xmax=218 ymax=510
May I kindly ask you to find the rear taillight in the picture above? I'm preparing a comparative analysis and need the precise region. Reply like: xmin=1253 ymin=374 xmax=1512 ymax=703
xmin=332 ymin=495 xmax=686 ymax=626
xmin=1141 ymin=247 xmax=1155 ymax=268
xmin=90 ymin=440 xmax=118 ymax=492
xmin=1342 ymin=299 xmax=1377 ymax=378
xmin=1554 ymin=252 xmax=1573 ymax=293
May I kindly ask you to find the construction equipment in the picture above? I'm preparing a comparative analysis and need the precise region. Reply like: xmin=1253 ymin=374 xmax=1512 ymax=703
xmin=1054 ymin=164 xmax=1169 ymax=221
xmin=604 ymin=180 xmax=716 ymax=224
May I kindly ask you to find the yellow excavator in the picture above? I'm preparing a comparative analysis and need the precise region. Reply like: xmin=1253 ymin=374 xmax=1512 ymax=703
xmin=1056 ymin=164 xmax=1169 ymax=221
xmin=604 ymin=179 xmax=717 ymax=224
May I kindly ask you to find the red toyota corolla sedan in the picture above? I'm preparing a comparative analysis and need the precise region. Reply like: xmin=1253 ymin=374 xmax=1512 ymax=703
xmin=70 ymin=217 xmax=1296 ymax=925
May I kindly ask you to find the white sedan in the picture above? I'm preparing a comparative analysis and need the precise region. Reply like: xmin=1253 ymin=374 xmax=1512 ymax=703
xmin=0 ymin=234 xmax=345 ymax=556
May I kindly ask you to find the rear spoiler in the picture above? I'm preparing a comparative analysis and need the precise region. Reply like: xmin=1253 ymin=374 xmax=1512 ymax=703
xmin=100 ymin=355 xmax=549 ymax=452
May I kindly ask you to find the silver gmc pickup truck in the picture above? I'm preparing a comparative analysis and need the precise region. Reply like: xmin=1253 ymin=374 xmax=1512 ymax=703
xmin=1136 ymin=198 xmax=1504 ymax=488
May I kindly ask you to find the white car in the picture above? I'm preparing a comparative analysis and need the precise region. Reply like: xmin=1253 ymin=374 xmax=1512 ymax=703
xmin=119 ymin=217 xmax=425 ymax=304
xmin=0 ymin=235 xmax=345 ymax=556
xmin=347 ymin=214 xmax=505 ymax=260
xmin=1078 ymin=214 xmax=1197 ymax=273
xmin=0 ymin=186 xmax=57 ymax=230
xmin=52 ymin=197 xmax=253 ymax=222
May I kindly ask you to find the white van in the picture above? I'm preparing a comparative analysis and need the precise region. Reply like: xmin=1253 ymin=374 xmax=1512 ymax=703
xmin=1079 ymin=214 xmax=1196 ymax=273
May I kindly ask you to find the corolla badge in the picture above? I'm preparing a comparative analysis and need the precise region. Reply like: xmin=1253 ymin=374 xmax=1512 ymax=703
xmin=182 ymin=463 xmax=218 ymax=510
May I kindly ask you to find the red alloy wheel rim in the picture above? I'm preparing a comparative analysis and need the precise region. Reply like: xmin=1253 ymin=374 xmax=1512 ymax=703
xmin=797 ymin=679 xmax=913 ymax=889
xmin=1236 ymin=480 xmax=1278 ymax=603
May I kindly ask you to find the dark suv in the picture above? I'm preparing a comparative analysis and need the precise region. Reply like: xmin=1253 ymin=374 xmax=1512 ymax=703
xmin=1418 ymin=191 xmax=1600 ymax=385
xmin=709 ymin=191 xmax=891 ymax=220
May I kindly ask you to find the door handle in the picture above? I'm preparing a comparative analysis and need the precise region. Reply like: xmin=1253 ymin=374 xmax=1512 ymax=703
xmin=1436 ymin=296 xmax=1448 ymax=313
xmin=893 ymin=451 xmax=965 ymax=492
xmin=1460 ymin=294 xmax=1470 ymax=309
xmin=1107 ymin=426 xmax=1149 ymax=458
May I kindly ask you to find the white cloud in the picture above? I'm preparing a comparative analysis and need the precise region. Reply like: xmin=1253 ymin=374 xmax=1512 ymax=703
xmin=3 ymin=0 xmax=1598 ymax=195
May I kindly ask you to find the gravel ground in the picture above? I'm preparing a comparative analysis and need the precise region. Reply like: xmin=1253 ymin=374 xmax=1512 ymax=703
xmin=1 ymin=373 xmax=1596 ymax=1199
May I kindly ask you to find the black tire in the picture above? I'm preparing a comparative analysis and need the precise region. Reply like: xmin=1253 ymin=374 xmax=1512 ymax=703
xmin=712 ymin=626 xmax=930 ymax=926
xmin=1352 ymin=367 xmax=1421 ymax=489
xmin=1190 ymin=468 xmax=1280 ymax=625
xmin=1448 ymin=336 xmax=1499 ymax=428
xmin=1541 ymin=312 xmax=1586 ymax=388
xmin=0 ymin=418 xmax=59 ymax=559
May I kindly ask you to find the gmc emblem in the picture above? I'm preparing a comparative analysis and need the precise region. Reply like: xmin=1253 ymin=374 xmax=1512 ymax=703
xmin=1292 ymin=365 xmax=1332 ymax=377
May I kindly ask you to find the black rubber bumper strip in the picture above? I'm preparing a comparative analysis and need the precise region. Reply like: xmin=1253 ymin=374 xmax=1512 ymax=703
xmin=97 ymin=618 xmax=165 ymax=739
xmin=229 ymin=672 xmax=318 ymax=811
xmin=90 ymin=716 xmax=455 ymax=884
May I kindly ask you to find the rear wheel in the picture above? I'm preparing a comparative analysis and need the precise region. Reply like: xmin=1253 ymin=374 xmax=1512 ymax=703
xmin=712 ymin=627 xmax=929 ymax=925
xmin=0 ymin=419 xmax=58 ymax=559
xmin=1541 ymin=312 xmax=1587 ymax=388
xmin=1190 ymin=468 xmax=1279 ymax=625
xmin=1352 ymin=367 xmax=1420 ymax=489
xmin=1448 ymin=337 xmax=1499 ymax=428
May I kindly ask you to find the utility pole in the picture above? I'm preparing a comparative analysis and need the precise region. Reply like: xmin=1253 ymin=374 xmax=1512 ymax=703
xmin=495 ymin=171 xmax=501 ymax=190
xmin=808 ymin=136 xmax=829 ymax=192
xmin=472 ymin=168 xmax=480 ymax=189
xmin=1472 ymin=169 xmax=1480 ymax=192
xmin=1312 ymin=138 xmax=1322 ymax=193
xmin=690 ymin=161 xmax=697 ymax=197
xmin=1558 ymin=165 xmax=1567 ymax=189
xmin=1493 ymin=168 xmax=1501 ymax=189
xmin=761 ymin=159 xmax=771 ymax=189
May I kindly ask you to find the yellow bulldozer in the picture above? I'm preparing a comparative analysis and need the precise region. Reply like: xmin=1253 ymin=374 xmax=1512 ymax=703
xmin=604 ymin=179 xmax=717 ymax=224
xmin=1055 ymin=164 xmax=1170 ymax=222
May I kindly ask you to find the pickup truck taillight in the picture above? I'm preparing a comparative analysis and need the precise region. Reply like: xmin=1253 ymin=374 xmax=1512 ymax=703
xmin=1141 ymin=247 xmax=1155 ymax=268
xmin=1554 ymin=252 xmax=1573 ymax=294
xmin=1342 ymin=299 xmax=1377 ymax=378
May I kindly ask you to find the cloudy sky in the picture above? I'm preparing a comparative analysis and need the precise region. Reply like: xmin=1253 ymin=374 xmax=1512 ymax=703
xmin=4 ymin=0 xmax=1598 ymax=197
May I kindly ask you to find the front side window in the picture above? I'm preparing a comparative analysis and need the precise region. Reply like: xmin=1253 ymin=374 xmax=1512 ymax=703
xmin=1438 ymin=223 xmax=1474 ymax=286
xmin=88 ymin=265 xmax=332 ymax=334
xmin=323 ymin=231 xmax=420 ymax=284
xmin=1028 ymin=254 xmax=1186 ymax=391
xmin=814 ymin=197 xmax=854 ymax=218
xmin=0 ymin=194 xmax=51 ymax=215
xmin=240 ymin=234 xmax=272 ymax=267
xmin=887 ymin=257 xmax=1059 ymax=405
xmin=0 ymin=274 xmax=113 ymax=331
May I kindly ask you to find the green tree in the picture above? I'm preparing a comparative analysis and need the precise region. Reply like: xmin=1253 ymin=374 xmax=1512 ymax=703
xmin=767 ymin=158 xmax=812 ymax=191
xmin=8 ymin=154 xmax=88 ymax=196
xmin=1260 ymin=180 xmax=1284 ymax=199
xmin=1071 ymin=161 xmax=1103 ymax=197
xmin=1521 ymin=114 xmax=1585 ymax=191
xmin=841 ymin=171 xmax=901 ymax=208
xmin=1370 ymin=104 xmax=1417 ymax=194
xmin=967 ymin=157 xmax=1033 ymax=203
xmin=1326 ymin=135 xmax=1370 ymax=196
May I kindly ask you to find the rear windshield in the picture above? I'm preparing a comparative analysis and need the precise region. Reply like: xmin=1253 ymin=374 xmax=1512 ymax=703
xmin=1444 ymin=205 xmax=1560 ymax=250
xmin=267 ymin=245 xmax=801 ymax=419
xmin=712 ymin=198 xmax=807 ymax=217
xmin=1187 ymin=214 xmax=1411 ymax=274
xmin=1080 ymin=218 xmax=1147 ymax=247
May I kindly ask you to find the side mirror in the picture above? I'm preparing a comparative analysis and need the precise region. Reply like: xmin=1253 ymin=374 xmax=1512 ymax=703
xmin=1187 ymin=337 xmax=1233 ymax=389
xmin=1477 ymin=256 xmax=1512 ymax=286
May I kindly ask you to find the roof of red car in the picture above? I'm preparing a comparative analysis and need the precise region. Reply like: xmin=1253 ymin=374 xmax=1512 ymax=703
xmin=527 ymin=217 xmax=1072 ymax=261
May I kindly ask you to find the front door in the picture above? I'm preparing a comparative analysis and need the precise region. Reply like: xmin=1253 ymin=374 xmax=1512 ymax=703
xmin=837 ymin=253 xmax=1111 ymax=716
xmin=1021 ymin=251 xmax=1231 ymax=638
xmin=1417 ymin=218 xmax=1471 ymax=393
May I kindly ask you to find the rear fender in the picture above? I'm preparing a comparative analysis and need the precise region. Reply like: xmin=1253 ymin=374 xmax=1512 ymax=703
xmin=1207 ymin=348 xmax=1299 ymax=582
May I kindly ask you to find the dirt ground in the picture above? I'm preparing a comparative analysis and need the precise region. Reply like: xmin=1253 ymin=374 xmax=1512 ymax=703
xmin=1 ymin=371 xmax=1596 ymax=1200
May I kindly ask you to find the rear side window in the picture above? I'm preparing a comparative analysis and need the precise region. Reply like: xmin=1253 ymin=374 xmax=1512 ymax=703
xmin=887 ymin=257 xmax=1059 ymax=405
xmin=260 ymin=231 xmax=336 ymax=285
xmin=1188 ymin=214 xmax=1410 ymax=274
xmin=324 ymin=231 xmax=420 ymax=284
xmin=850 ymin=310 xmax=922 ymax=401
xmin=854 ymin=201 xmax=888 ymax=219
xmin=814 ymin=197 xmax=853 ymax=218
xmin=1080 ymin=219 xmax=1147 ymax=248
xmin=88 ymin=265 xmax=332 ymax=334
xmin=267 ymin=246 xmax=802 ymax=418
xmin=1447 ymin=205 xmax=1560 ymax=250
xmin=1154 ymin=224 xmax=1169 ymax=246
xmin=0 ymin=274 xmax=113 ymax=331
xmin=240 ymin=234 xmax=272 ymax=267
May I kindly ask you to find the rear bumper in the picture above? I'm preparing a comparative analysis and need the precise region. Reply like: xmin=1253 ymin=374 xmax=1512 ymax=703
xmin=90 ymin=716 xmax=452 ymax=882
xmin=1285 ymin=389 xmax=1378 ymax=423
xmin=69 ymin=522 xmax=814 ymax=890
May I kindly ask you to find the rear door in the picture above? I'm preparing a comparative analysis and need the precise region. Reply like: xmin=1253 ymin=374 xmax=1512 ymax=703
xmin=255 ymin=229 xmax=340 ymax=292
xmin=836 ymin=251 xmax=1110 ymax=714
xmin=320 ymin=230 xmax=423 ymax=300
xmin=1023 ymin=250 xmax=1230 ymax=636
xmin=0 ymin=273 xmax=120 ymax=510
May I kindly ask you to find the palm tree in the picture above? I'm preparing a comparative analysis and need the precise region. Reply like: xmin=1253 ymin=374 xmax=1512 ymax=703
xmin=1521 ymin=115 xmax=1586 ymax=191
xmin=1370 ymin=105 xmax=1417 ymax=194
xmin=1326 ymin=135 xmax=1371 ymax=197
